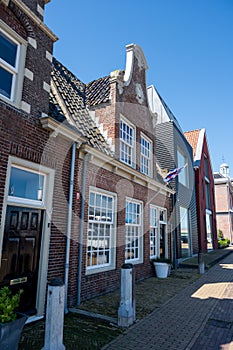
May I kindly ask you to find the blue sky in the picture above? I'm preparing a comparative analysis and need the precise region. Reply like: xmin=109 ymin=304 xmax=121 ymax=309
xmin=45 ymin=0 xmax=233 ymax=174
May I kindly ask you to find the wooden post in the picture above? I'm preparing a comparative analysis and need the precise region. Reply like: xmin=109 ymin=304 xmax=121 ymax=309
xmin=42 ymin=278 xmax=65 ymax=350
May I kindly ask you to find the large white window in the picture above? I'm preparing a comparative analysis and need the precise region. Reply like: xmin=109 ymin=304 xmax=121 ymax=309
xmin=0 ymin=30 xmax=19 ymax=100
xmin=180 ymin=206 xmax=190 ymax=258
xmin=120 ymin=118 xmax=135 ymax=168
xmin=0 ymin=25 xmax=26 ymax=105
xmin=125 ymin=199 xmax=142 ymax=262
xmin=150 ymin=206 xmax=158 ymax=258
xmin=87 ymin=190 xmax=116 ymax=271
xmin=177 ymin=149 xmax=188 ymax=187
xmin=150 ymin=206 xmax=167 ymax=259
xmin=140 ymin=134 xmax=152 ymax=177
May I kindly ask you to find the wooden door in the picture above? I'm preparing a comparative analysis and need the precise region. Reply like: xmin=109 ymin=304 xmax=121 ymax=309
xmin=0 ymin=206 xmax=43 ymax=315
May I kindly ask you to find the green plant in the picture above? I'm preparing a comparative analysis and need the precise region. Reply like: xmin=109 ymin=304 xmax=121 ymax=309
xmin=151 ymin=257 xmax=172 ymax=264
xmin=218 ymin=229 xmax=224 ymax=240
xmin=218 ymin=239 xmax=230 ymax=249
xmin=0 ymin=287 xmax=23 ymax=323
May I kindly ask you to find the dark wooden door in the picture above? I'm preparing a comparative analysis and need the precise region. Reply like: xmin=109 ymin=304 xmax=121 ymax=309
xmin=0 ymin=206 xmax=43 ymax=315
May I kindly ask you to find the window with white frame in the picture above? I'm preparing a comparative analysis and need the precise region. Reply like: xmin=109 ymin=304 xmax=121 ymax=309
xmin=120 ymin=118 xmax=135 ymax=167
xmin=8 ymin=165 xmax=46 ymax=206
xmin=177 ymin=149 xmax=188 ymax=187
xmin=150 ymin=206 xmax=158 ymax=258
xmin=125 ymin=199 xmax=142 ymax=262
xmin=150 ymin=206 xmax=167 ymax=259
xmin=0 ymin=25 xmax=26 ymax=105
xmin=87 ymin=190 xmax=116 ymax=270
xmin=140 ymin=134 xmax=152 ymax=176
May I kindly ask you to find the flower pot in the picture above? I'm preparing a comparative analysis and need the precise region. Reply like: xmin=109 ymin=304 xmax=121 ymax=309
xmin=153 ymin=262 xmax=170 ymax=278
xmin=0 ymin=313 xmax=27 ymax=350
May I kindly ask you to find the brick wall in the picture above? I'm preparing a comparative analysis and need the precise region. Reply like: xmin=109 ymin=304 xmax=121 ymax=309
xmin=68 ymin=158 xmax=171 ymax=303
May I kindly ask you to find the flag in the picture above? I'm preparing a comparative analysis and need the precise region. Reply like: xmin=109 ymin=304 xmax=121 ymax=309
xmin=163 ymin=164 xmax=187 ymax=183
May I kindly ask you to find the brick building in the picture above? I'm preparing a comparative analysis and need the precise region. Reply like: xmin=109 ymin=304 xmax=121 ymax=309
xmin=184 ymin=129 xmax=218 ymax=252
xmin=214 ymin=163 xmax=233 ymax=242
xmin=0 ymin=0 xmax=173 ymax=320
xmin=49 ymin=45 xmax=174 ymax=305
xmin=0 ymin=0 xmax=86 ymax=319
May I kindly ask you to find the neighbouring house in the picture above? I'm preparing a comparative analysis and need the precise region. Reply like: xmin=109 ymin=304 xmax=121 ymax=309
xmin=184 ymin=129 xmax=218 ymax=252
xmin=147 ymin=86 xmax=198 ymax=261
xmin=50 ymin=44 xmax=174 ymax=305
xmin=214 ymin=163 xmax=233 ymax=242
xmin=0 ymin=0 xmax=87 ymax=320
xmin=0 ymin=0 xmax=174 ymax=318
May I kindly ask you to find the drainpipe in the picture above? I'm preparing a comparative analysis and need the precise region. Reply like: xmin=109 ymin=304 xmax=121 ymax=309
xmin=77 ymin=152 xmax=89 ymax=305
xmin=64 ymin=142 xmax=77 ymax=313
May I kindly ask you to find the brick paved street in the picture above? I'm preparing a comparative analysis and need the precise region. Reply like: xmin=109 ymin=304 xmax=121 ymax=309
xmin=103 ymin=249 xmax=233 ymax=350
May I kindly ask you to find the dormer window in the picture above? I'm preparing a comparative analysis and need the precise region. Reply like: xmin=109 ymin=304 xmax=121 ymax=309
xmin=120 ymin=117 xmax=136 ymax=168
xmin=0 ymin=25 xmax=27 ymax=106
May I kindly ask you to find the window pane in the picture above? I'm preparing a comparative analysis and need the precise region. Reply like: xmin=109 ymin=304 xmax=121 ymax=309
xmin=8 ymin=167 xmax=44 ymax=201
xmin=0 ymin=32 xmax=17 ymax=67
xmin=87 ymin=191 xmax=114 ymax=269
xmin=0 ymin=66 xmax=12 ymax=98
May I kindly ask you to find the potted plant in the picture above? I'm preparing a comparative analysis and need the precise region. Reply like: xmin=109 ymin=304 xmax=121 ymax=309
xmin=0 ymin=286 xmax=27 ymax=350
xmin=151 ymin=257 xmax=172 ymax=278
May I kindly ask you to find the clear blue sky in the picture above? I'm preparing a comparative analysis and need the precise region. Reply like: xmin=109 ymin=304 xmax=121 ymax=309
xmin=45 ymin=0 xmax=233 ymax=174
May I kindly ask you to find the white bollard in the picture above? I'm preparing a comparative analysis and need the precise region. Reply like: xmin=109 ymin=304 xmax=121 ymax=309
xmin=42 ymin=278 xmax=65 ymax=350
xmin=198 ymin=252 xmax=205 ymax=274
xmin=118 ymin=263 xmax=136 ymax=327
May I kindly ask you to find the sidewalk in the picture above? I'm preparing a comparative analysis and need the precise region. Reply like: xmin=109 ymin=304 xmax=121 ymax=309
xmin=103 ymin=248 xmax=233 ymax=350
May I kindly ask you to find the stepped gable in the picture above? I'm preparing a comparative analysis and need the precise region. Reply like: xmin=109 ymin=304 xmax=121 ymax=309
xmin=86 ymin=76 xmax=110 ymax=107
xmin=50 ymin=59 xmax=113 ymax=156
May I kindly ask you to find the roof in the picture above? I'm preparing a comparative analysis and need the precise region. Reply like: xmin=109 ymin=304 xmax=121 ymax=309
xmin=86 ymin=76 xmax=110 ymax=106
xmin=184 ymin=129 xmax=201 ymax=158
xmin=184 ymin=129 xmax=207 ymax=169
xmin=49 ymin=58 xmax=113 ymax=156
xmin=147 ymin=85 xmax=183 ymax=133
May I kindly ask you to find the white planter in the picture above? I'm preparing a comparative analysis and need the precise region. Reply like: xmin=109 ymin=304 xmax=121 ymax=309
xmin=153 ymin=262 xmax=170 ymax=278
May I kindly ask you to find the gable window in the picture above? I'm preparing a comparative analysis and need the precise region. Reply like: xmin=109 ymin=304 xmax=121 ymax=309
xmin=120 ymin=118 xmax=135 ymax=168
xmin=177 ymin=149 xmax=188 ymax=187
xmin=140 ymin=134 xmax=152 ymax=177
xmin=87 ymin=189 xmax=116 ymax=272
xmin=125 ymin=199 xmax=142 ymax=262
xmin=0 ymin=25 xmax=26 ymax=106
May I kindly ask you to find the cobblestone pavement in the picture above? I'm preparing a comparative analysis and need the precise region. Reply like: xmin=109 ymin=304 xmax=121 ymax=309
xmin=103 ymin=250 xmax=233 ymax=350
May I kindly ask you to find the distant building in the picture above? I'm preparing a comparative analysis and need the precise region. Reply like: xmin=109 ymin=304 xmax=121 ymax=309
xmin=214 ymin=163 xmax=233 ymax=242
xmin=184 ymin=129 xmax=218 ymax=252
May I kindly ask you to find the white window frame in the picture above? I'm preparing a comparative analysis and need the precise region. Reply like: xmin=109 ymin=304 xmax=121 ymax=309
xmin=7 ymin=164 xmax=46 ymax=208
xmin=86 ymin=187 xmax=117 ymax=274
xmin=140 ymin=133 xmax=152 ymax=177
xmin=150 ymin=205 xmax=167 ymax=259
xmin=0 ymin=20 xmax=27 ymax=107
xmin=180 ymin=206 xmax=191 ymax=257
xmin=120 ymin=116 xmax=136 ymax=168
xmin=177 ymin=148 xmax=188 ymax=187
xmin=150 ymin=206 xmax=158 ymax=259
xmin=125 ymin=198 xmax=143 ymax=263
